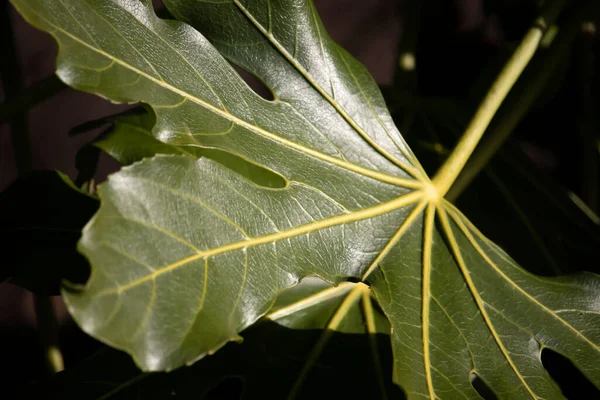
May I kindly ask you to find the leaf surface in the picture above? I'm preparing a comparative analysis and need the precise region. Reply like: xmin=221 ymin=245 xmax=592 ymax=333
xmin=94 ymin=111 xmax=286 ymax=188
xmin=11 ymin=0 xmax=600 ymax=397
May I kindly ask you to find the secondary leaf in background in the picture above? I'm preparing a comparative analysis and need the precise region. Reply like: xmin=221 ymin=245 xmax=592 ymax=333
xmin=13 ymin=279 xmax=401 ymax=399
xmin=0 ymin=171 xmax=98 ymax=294
xmin=11 ymin=0 xmax=600 ymax=398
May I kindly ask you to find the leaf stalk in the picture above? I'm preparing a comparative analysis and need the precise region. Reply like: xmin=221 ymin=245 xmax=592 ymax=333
xmin=446 ymin=0 xmax=596 ymax=203
xmin=432 ymin=22 xmax=545 ymax=196
xmin=33 ymin=295 xmax=64 ymax=373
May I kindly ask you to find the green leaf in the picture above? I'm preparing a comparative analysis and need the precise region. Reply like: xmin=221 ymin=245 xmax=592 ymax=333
xmin=94 ymin=110 xmax=286 ymax=188
xmin=0 ymin=171 xmax=98 ymax=294
xmin=93 ymin=111 xmax=182 ymax=165
xmin=11 ymin=0 xmax=600 ymax=397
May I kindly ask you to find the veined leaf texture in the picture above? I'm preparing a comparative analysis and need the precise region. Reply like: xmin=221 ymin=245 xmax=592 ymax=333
xmin=11 ymin=0 xmax=600 ymax=398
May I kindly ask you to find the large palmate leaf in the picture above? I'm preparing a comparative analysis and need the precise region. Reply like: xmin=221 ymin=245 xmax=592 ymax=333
xmin=11 ymin=0 xmax=600 ymax=398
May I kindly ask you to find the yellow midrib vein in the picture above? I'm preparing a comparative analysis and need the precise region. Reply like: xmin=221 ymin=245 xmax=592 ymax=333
xmin=437 ymin=203 xmax=538 ymax=399
xmin=422 ymin=202 xmax=436 ymax=399
xmin=96 ymin=190 xmax=425 ymax=297
xmin=233 ymin=0 xmax=423 ymax=180
xmin=266 ymin=281 xmax=355 ymax=320
xmin=23 ymin=2 xmax=422 ymax=190
xmin=361 ymin=200 xmax=427 ymax=281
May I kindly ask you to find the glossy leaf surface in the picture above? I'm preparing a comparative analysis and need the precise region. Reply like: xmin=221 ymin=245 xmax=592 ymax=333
xmin=95 ymin=111 xmax=286 ymax=188
xmin=11 ymin=0 xmax=600 ymax=398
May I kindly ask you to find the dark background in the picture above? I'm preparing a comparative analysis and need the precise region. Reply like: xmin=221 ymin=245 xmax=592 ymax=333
xmin=1 ymin=0 xmax=599 ymax=397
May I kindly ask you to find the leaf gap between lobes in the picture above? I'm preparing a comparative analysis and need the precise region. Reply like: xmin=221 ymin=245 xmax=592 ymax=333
xmin=232 ymin=64 xmax=276 ymax=102
xmin=469 ymin=372 xmax=499 ymax=400
xmin=541 ymin=347 xmax=600 ymax=398
xmin=198 ymin=147 xmax=287 ymax=189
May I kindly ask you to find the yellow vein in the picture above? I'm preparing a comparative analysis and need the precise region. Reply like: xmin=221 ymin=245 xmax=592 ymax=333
xmin=333 ymin=44 xmax=428 ymax=178
xmin=233 ymin=0 xmax=422 ymax=180
xmin=429 ymin=341 xmax=471 ymax=373
xmin=189 ymin=121 xmax=235 ymax=137
xmin=154 ymin=97 xmax=188 ymax=109
xmin=288 ymin=283 xmax=368 ymax=400
xmin=134 ymin=176 xmax=250 ymax=238
xmin=96 ymin=190 xmax=424 ymax=297
xmin=266 ymin=0 xmax=273 ymax=34
xmin=211 ymin=174 xmax=280 ymax=231
xmin=69 ymin=59 xmax=115 ymax=73
xmin=447 ymin=206 xmax=600 ymax=352
xmin=228 ymin=250 xmax=249 ymax=326
xmin=266 ymin=282 xmax=355 ymax=320
xmin=120 ymin=123 xmax=198 ymax=158
xmin=430 ymin=365 xmax=471 ymax=399
xmin=436 ymin=204 xmax=537 ymax=399
xmin=444 ymin=203 xmax=592 ymax=290
xmin=80 ymin=0 xmax=166 ymax=83
xmin=293 ymin=181 xmax=350 ymax=214
xmin=361 ymin=200 xmax=427 ymax=281
xmin=103 ymin=0 xmax=229 ymax=112
xmin=55 ymin=0 xmax=100 ymax=47
xmin=26 ymin=5 xmax=419 ymax=189
xmin=173 ymin=258 xmax=210 ymax=351
xmin=280 ymin=98 xmax=348 ymax=161
xmin=95 ymin=285 xmax=123 ymax=332
xmin=309 ymin=2 xmax=336 ymax=99
xmin=362 ymin=290 xmax=388 ymax=400
xmin=555 ymin=309 xmax=600 ymax=316
xmin=104 ymin=216 xmax=200 ymax=252
xmin=422 ymin=202 xmax=436 ymax=400
xmin=101 ymin=241 xmax=156 ymax=273
xmin=482 ymin=301 xmax=545 ymax=342
xmin=130 ymin=279 xmax=156 ymax=340
xmin=430 ymin=295 xmax=476 ymax=370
